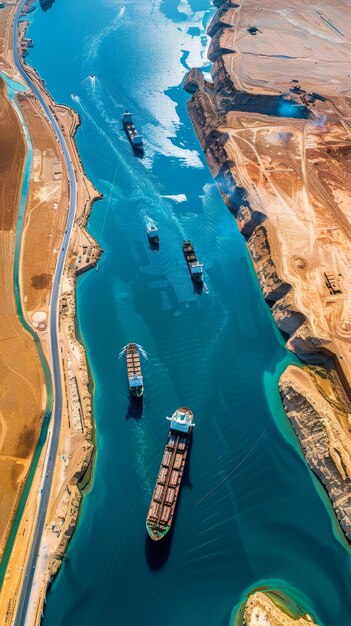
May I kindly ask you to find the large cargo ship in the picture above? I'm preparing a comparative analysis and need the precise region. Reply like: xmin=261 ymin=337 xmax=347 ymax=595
xmin=125 ymin=343 xmax=144 ymax=398
xmin=183 ymin=240 xmax=203 ymax=283
xmin=146 ymin=407 xmax=195 ymax=541
xmin=121 ymin=111 xmax=144 ymax=154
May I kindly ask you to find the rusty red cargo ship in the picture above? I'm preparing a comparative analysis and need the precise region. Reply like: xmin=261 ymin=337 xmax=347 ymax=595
xmin=146 ymin=407 xmax=195 ymax=541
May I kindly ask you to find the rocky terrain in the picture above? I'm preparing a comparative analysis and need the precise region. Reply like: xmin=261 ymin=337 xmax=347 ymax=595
xmin=185 ymin=0 xmax=351 ymax=540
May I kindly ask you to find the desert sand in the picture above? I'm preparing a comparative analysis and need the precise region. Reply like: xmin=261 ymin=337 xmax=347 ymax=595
xmin=186 ymin=0 xmax=351 ymax=540
xmin=0 ymin=76 xmax=45 ymax=560
xmin=0 ymin=1 xmax=101 ymax=624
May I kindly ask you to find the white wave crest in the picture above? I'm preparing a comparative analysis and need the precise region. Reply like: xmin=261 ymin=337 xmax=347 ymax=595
xmin=161 ymin=194 xmax=187 ymax=203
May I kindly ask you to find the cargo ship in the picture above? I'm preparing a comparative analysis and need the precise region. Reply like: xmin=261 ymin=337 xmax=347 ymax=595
xmin=125 ymin=343 xmax=144 ymax=398
xmin=183 ymin=240 xmax=203 ymax=283
xmin=121 ymin=111 xmax=144 ymax=154
xmin=147 ymin=222 xmax=159 ymax=246
xmin=146 ymin=407 xmax=195 ymax=541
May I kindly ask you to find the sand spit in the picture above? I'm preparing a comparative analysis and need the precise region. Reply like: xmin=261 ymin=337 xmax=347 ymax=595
xmin=242 ymin=591 xmax=317 ymax=626
xmin=185 ymin=0 xmax=351 ymax=542
xmin=0 ymin=1 xmax=102 ymax=624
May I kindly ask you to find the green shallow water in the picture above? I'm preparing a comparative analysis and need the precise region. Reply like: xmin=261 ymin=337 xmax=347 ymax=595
xmin=24 ymin=1 xmax=351 ymax=624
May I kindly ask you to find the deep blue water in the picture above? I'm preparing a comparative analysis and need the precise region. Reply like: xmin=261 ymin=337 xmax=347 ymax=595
xmin=26 ymin=1 xmax=351 ymax=625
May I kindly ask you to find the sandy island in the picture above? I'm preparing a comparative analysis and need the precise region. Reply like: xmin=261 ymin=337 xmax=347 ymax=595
xmin=240 ymin=591 xmax=317 ymax=626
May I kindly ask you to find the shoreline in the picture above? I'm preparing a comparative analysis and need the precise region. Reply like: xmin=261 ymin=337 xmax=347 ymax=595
xmin=184 ymin=0 xmax=351 ymax=544
xmin=233 ymin=589 xmax=318 ymax=626
xmin=18 ymin=13 xmax=104 ymax=589
xmin=1 ymin=0 xmax=350 ymax=623
xmin=0 ymin=1 xmax=102 ymax=622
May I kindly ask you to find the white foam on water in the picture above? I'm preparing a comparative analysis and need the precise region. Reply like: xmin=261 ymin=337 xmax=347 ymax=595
xmin=142 ymin=211 xmax=157 ymax=227
xmin=161 ymin=194 xmax=187 ymax=203
xmin=177 ymin=0 xmax=194 ymax=19
xmin=83 ymin=75 xmax=121 ymax=133
xmin=82 ymin=0 xmax=210 ymax=168
xmin=85 ymin=3 xmax=126 ymax=61
xmin=126 ymin=3 xmax=210 ymax=165
xmin=143 ymin=122 xmax=203 ymax=168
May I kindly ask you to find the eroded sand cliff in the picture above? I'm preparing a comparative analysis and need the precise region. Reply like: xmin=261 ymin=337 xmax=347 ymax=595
xmin=185 ymin=0 xmax=351 ymax=540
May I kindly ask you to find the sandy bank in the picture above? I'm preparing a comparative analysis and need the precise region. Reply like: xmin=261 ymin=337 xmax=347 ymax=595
xmin=0 ymin=2 xmax=102 ymax=624
xmin=185 ymin=0 xmax=351 ymax=543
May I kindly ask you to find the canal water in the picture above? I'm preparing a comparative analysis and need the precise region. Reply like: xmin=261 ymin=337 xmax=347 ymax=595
xmin=26 ymin=1 xmax=351 ymax=624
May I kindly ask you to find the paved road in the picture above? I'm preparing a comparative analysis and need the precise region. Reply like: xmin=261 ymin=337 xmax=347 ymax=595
xmin=12 ymin=1 xmax=78 ymax=624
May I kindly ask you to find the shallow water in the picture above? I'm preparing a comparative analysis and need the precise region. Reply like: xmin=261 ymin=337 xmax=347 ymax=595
xmin=25 ymin=1 xmax=351 ymax=624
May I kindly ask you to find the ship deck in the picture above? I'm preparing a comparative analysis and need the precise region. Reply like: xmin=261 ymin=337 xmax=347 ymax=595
xmin=123 ymin=120 xmax=138 ymax=138
xmin=126 ymin=346 xmax=142 ymax=378
xmin=183 ymin=241 xmax=198 ymax=264
xmin=147 ymin=431 xmax=189 ymax=535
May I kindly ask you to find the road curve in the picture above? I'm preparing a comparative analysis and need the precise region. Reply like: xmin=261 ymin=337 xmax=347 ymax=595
xmin=12 ymin=1 xmax=78 ymax=624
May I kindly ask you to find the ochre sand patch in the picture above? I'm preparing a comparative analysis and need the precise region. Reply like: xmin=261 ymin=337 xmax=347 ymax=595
xmin=0 ymin=5 xmax=15 ymax=73
xmin=0 ymin=77 xmax=45 ymax=559
xmin=209 ymin=0 xmax=351 ymax=96
xmin=18 ymin=91 xmax=69 ymax=319
xmin=243 ymin=591 xmax=317 ymax=625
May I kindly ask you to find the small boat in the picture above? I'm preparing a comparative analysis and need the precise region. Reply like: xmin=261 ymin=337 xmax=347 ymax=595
xmin=121 ymin=111 xmax=144 ymax=154
xmin=125 ymin=343 xmax=143 ymax=398
xmin=146 ymin=407 xmax=195 ymax=541
xmin=147 ymin=222 xmax=159 ymax=246
xmin=183 ymin=240 xmax=203 ymax=283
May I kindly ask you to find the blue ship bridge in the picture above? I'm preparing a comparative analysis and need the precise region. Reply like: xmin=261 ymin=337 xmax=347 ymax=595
xmin=129 ymin=374 xmax=143 ymax=388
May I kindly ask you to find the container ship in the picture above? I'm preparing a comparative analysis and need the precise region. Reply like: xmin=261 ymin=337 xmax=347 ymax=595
xmin=146 ymin=407 xmax=195 ymax=541
xmin=125 ymin=343 xmax=144 ymax=398
xmin=183 ymin=240 xmax=203 ymax=283
xmin=121 ymin=111 xmax=144 ymax=154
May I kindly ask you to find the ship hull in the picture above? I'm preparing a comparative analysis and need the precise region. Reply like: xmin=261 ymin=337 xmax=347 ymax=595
xmin=130 ymin=386 xmax=144 ymax=398
xmin=146 ymin=408 xmax=193 ymax=542
xmin=192 ymin=273 xmax=203 ymax=284
xmin=126 ymin=343 xmax=144 ymax=398
xmin=147 ymin=233 xmax=159 ymax=246
xmin=183 ymin=241 xmax=203 ymax=283
xmin=146 ymin=523 xmax=170 ymax=542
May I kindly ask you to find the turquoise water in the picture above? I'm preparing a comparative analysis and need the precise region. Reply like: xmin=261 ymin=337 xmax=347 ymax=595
xmin=25 ymin=1 xmax=351 ymax=624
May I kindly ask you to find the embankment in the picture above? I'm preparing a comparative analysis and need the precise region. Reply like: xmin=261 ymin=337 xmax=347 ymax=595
xmin=184 ymin=2 xmax=351 ymax=542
